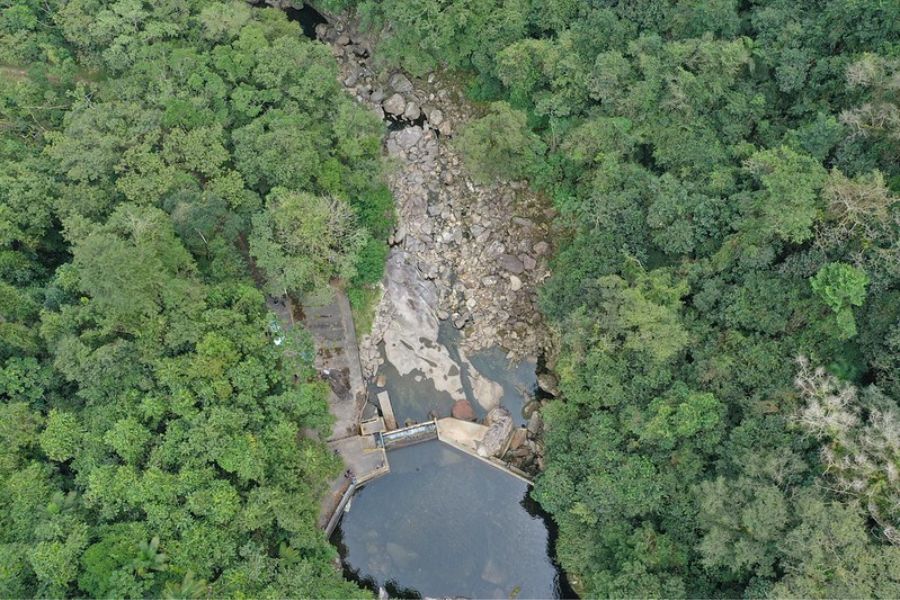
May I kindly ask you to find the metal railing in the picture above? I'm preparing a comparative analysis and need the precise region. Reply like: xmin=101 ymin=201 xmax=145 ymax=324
xmin=380 ymin=420 xmax=438 ymax=449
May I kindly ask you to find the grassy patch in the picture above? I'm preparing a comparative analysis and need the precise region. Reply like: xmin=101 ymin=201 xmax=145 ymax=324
xmin=348 ymin=283 xmax=382 ymax=339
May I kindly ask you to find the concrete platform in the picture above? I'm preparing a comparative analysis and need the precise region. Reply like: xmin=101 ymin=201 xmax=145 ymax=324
xmin=436 ymin=418 xmax=532 ymax=485
xmin=435 ymin=417 xmax=488 ymax=454
xmin=329 ymin=434 xmax=389 ymax=484
xmin=360 ymin=416 xmax=386 ymax=435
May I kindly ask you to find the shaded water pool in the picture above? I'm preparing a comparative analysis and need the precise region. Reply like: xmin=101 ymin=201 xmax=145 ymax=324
xmin=332 ymin=441 xmax=574 ymax=599
xmin=370 ymin=321 xmax=539 ymax=427
xmin=466 ymin=345 xmax=538 ymax=427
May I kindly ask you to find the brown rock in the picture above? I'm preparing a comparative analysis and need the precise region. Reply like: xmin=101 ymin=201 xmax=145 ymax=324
xmin=499 ymin=254 xmax=525 ymax=274
xmin=508 ymin=427 xmax=528 ymax=451
xmin=451 ymin=398 xmax=475 ymax=421
xmin=537 ymin=372 xmax=560 ymax=397
xmin=522 ymin=400 xmax=541 ymax=419
xmin=478 ymin=407 xmax=514 ymax=458
xmin=527 ymin=411 xmax=543 ymax=437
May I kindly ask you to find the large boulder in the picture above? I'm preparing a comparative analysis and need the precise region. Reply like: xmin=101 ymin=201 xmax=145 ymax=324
xmin=425 ymin=107 xmax=444 ymax=127
xmin=537 ymin=372 xmax=560 ymax=397
xmin=389 ymin=72 xmax=414 ymax=94
xmin=527 ymin=410 xmax=543 ymax=437
xmin=468 ymin=365 xmax=503 ymax=411
xmin=499 ymin=254 xmax=524 ymax=274
xmin=394 ymin=126 xmax=423 ymax=150
xmin=383 ymin=93 xmax=406 ymax=116
xmin=451 ymin=399 xmax=475 ymax=421
xmin=522 ymin=399 xmax=541 ymax=419
xmin=508 ymin=427 xmax=528 ymax=451
xmin=478 ymin=407 xmax=514 ymax=458
xmin=403 ymin=102 xmax=421 ymax=121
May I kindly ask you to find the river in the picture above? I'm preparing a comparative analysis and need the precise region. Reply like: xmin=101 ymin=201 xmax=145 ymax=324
xmin=266 ymin=3 xmax=573 ymax=597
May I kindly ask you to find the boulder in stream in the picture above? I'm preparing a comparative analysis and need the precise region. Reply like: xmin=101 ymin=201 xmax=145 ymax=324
xmin=527 ymin=411 xmax=543 ymax=437
xmin=452 ymin=399 xmax=476 ymax=421
xmin=522 ymin=399 xmax=541 ymax=419
xmin=389 ymin=72 xmax=414 ymax=94
xmin=478 ymin=407 xmax=514 ymax=458
xmin=508 ymin=427 xmax=528 ymax=451
xmin=403 ymin=101 xmax=421 ymax=121
xmin=537 ymin=372 xmax=560 ymax=397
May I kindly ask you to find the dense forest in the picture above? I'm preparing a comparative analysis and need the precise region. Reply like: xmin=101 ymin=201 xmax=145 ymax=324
xmin=2 ymin=0 xmax=899 ymax=598
xmin=330 ymin=0 xmax=900 ymax=597
xmin=0 ymin=1 xmax=388 ymax=596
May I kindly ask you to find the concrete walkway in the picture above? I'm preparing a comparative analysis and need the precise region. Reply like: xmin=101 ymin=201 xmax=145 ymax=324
xmin=302 ymin=288 xmax=367 ymax=441
xmin=296 ymin=286 xmax=390 ymax=530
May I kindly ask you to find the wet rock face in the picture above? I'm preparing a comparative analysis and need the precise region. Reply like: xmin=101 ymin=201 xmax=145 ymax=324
xmin=365 ymin=250 xmax=504 ymax=410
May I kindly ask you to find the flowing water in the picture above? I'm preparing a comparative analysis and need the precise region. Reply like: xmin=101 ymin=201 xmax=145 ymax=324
xmin=332 ymin=441 xmax=574 ymax=599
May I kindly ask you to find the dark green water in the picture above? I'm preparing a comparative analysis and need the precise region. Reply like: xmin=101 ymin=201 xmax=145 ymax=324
xmin=332 ymin=442 xmax=574 ymax=599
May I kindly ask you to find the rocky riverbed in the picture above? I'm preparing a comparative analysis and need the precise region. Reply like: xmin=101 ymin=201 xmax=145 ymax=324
xmin=317 ymin=18 xmax=553 ymax=367
xmin=312 ymin=14 xmax=555 ymax=473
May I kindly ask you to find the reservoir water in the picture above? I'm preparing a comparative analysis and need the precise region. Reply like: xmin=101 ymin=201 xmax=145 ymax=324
xmin=332 ymin=441 xmax=574 ymax=599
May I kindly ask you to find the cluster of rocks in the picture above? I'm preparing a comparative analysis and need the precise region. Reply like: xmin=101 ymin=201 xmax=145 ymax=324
xmin=468 ymin=404 xmax=548 ymax=476
xmin=373 ymin=124 xmax=553 ymax=370
xmin=316 ymin=22 xmax=460 ymax=137
xmin=316 ymin=17 xmax=553 ymax=378
xmin=503 ymin=398 xmax=548 ymax=475
xmin=314 ymin=16 xmax=556 ymax=476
